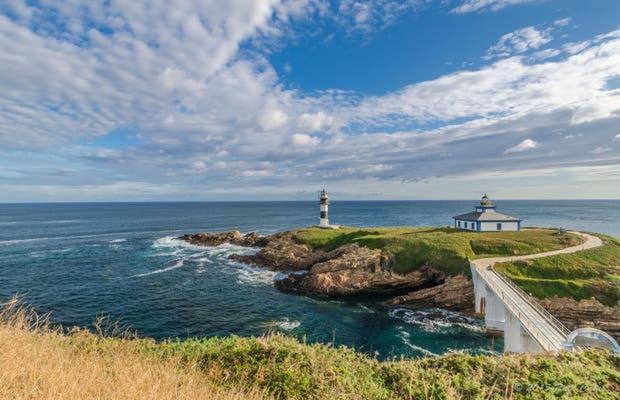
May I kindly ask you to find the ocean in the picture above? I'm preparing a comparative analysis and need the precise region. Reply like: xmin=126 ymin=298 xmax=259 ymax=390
xmin=0 ymin=200 xmax=618 ymax=358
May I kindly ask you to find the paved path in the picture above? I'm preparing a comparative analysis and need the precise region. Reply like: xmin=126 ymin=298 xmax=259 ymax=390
xmin=471 ymin=231 xmax=603 ymax=352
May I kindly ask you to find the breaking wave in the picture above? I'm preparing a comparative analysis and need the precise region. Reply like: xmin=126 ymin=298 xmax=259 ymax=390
xmin=274 ymin=318 xmax=301 ymax=331
xmin=132 ymin=259 xmax=184 ymax=277
xmin=397 ymin=328 xmax=437 ymax=357
xmin=389 ymin=308 xmax=485 ymax=333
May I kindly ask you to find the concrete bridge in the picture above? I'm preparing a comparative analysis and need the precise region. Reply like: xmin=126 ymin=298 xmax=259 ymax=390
xmin=471 ymin=231 xmax=604 ymax=353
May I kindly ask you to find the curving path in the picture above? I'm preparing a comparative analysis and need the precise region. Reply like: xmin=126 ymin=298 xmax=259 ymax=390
xmin=471 ymin=231 xmax=603 ymax=352
xmin=472 ymin=231 xmax=603 ymax=269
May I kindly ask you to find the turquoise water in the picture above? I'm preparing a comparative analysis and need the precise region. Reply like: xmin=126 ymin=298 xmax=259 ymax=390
xmin=0 ymin=201 xmax=618 ymax=358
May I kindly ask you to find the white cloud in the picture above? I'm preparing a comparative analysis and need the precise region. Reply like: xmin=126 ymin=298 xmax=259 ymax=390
xmin=452 ymin=0 xmax=542 ymax=14
xmin=258 ymin=103 xmax=290 ymax=131
xmin=487 ymin=26 xmax=552 ymax=59
xmin=532 ymin=48 xmax=560 ymax=60
xmin=290 ymin=133 xmax=320 ymax=148
xmin=589 ymin=147 xmax=611 ymax=155
xmin=336 ymin=0 xmax=423 ymax=33
xmin=554 ymin=18 xmax=572 ymax=27
xmin=1 ymin=3 xmax=620 ymax=199
xmin=351 ymin=32 xmax=620 ymax=126
xmin=504 ymin=139 xmax=540 ymax=154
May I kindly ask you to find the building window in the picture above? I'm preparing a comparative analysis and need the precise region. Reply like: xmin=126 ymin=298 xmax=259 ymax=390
xmin=497 ymin=223 xmax=502 ymax=231
xmin=471 ymin=222 xmax=475 ymax=229
xmin=457 ymin=221 xmax=461 ymax=227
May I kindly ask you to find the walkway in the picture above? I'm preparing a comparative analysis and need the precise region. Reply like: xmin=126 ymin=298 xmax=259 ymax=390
xmin=471 ymin=231 xmax=603 ymax=352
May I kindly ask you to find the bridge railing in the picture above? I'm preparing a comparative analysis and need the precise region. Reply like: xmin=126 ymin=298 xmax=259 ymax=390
xmin=479 ymin=269 xmax=563 ymax=351
xmin=490 ymin=266 xmax=571 ymax=337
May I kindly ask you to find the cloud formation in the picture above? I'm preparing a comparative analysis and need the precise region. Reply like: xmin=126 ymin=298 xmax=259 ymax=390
xmin=486 ymin=26 xmax=552 ymax=59
xmin=0 ymin=1 xmax=619 ymax=200
xmin=452 ymin=0 xmax=543 ymax=14
xmin=504 ymin=139 xmax=539 ymax=154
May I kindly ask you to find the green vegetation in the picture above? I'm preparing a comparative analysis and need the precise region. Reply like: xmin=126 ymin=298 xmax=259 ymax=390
xmin=147 ymin=334 xmax=620 ymax=399
xmin=292 ymin=227 xmax=583 ymax=275
xmin=495 ymin=235 xmax=620 ymax=306
xmin=3 ymin=293 xmax=620 ymax=400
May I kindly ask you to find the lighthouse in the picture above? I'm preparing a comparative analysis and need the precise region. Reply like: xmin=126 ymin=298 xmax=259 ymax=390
xmin=319 ymin=189 xmax=329 ymax=227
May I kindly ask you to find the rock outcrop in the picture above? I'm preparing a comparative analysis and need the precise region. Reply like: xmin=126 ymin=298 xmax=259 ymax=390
xmin=180 ymin=231 xmax=267 ymax=247
xmin=182 ymin=229 xmax=472 ymax=308
xmin=384 ymin=274 xmax=474 ymax=313
xmin=540 ymin=297 xmax=620 ymax=340
xmin=229 ymin=233 xmax=326 ymax=271
xmin=274 ymin=245 xmax=443 ymax=297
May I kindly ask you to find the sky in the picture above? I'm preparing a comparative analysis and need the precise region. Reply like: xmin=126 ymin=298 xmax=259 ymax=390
xmin=0 ymin=0 xmax=619 ymax=202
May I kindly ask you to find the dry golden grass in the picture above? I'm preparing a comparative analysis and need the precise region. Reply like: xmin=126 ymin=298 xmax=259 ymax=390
xmin=0 ymin=299 xmax=267 ymax=400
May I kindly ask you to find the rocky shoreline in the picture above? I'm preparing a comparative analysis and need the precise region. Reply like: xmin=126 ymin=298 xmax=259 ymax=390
xmin=180 ymin=230 xmax=619 ymax=339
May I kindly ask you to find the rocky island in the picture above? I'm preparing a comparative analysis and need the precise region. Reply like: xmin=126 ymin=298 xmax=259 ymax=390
xmin=180 ymin=226 xmax=620 ymax=339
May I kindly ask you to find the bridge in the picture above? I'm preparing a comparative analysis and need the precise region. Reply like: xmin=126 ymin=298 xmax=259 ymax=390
xmin=470 ymin=231 xmax=604 ymax=353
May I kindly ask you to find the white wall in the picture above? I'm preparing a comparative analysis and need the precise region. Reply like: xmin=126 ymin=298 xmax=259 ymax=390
xmin=479 ymin=221 xmax=519 ymax=231
xmin=455 ymin=220 xmax=477 ymax=230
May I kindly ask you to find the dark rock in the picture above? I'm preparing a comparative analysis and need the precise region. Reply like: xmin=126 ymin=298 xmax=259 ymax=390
xmin=384 ymin=274 xmax=474 ymax=313
xmin=180 ymin=231 xmax=267 ymax=247
xmin=229 ymin=233 xmax=328 ymax=271
xmin=539 ymin=297 xmax=620 ymax=340
xmin=275 ymin=244 xmax=441 ymax=297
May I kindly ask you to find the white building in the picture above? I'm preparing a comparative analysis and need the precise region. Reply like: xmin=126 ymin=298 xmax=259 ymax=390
xmin=453 ymin=194 xmax=522 ymax=232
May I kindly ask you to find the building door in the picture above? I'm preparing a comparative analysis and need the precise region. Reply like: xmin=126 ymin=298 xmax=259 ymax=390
xmin=497 ymin=223 xmax=502 ymax=231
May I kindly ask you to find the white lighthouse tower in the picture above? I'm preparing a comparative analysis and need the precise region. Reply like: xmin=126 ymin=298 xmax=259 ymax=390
xmin=319 ymin=189 xmax=329 ymax=227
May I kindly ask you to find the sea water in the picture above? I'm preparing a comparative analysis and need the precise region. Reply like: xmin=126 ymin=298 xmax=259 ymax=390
xmin=0 ymin=200 xmax=618 ymax=358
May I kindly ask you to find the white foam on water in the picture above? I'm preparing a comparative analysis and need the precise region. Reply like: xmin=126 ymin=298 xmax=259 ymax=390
xmin=0 ymin=232 xmax=135 ymax=246
xmin=28 ymin=248 xmax=74 ymax=258
xmin=132 ymin=259 xmax=184 ymax=277
xmin=234 ymin=263 xmax=279 ymax=287
xmin=445 ymin=347 xmax=499 ymax=356
xmin=396 ymin=329 xmax=437 ymax=357
xmin=274 ymin=318 xmax=301 ymax=331
xmin=356 ymin=304 xmax=376 ymax=314
xmin=389 ymin=308 xmax=484 ymax=333
xmin=109 ymin=238 xmax=127 ymax=243
xmin=194 ymin=257 xmax=215 ymax=264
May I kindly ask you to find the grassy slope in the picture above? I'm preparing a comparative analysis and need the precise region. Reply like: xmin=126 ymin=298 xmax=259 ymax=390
xmin=2 ymin=321 xmax=619 ymax=400
xmin=0 ymin=304 xmax=266 ymax=400
xmin=292 ymin=227 xmax=583 ymax=276
xmin=150 ymin=334 xmax=620 ymax=400
xmin=494 ymin=235 xmax=620 ymax=306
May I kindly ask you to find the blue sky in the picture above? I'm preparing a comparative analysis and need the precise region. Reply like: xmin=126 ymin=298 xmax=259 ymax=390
xmin=0 ymin=0 xmax=619 ymax=201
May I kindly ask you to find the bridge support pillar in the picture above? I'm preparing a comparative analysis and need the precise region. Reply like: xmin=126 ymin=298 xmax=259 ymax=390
xmin=470 ymin=262 xmax=545 ymax=354
xmin=484 ymin=287 xmax=505 ymax=333
xmin=504 ymin=309 xmax=544 ymax=353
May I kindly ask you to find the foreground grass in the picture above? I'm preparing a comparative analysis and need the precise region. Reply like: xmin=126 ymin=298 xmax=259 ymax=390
xmin=495 ymin=235 xmax=620 ymax=306
xmin=292 ymin=227 xmax=582 ymax=275
xmin=1 ymin=300 xmax=619 ymax=400
xmin=0 ymin=301 xmax=266 ymax=400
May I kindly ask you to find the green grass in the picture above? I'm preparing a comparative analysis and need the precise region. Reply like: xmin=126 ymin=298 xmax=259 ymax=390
xmin=495 ymin=235 xmax=620 ymax=306
xmin=292 ymin=227 xmax=583 ymax=276
xmin=144 ymin=333 xmax=620 ymax=400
